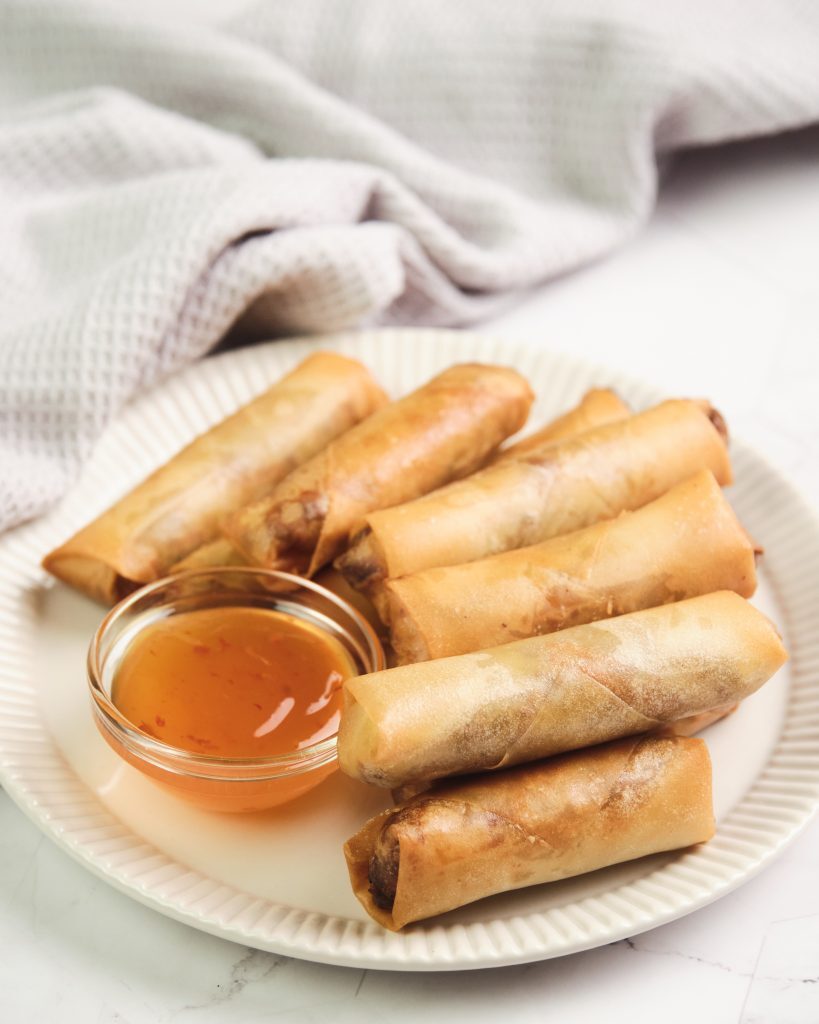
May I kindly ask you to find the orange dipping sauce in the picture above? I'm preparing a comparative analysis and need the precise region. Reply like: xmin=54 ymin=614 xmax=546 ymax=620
xmin=111 ymin=606 xmax=355 ymax=758
xmin=89 ymin=567 xmax=384 ymax=813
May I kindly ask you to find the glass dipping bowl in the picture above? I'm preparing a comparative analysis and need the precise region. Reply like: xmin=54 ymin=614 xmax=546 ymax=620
xmin=88 ymin=567 xmax=385 ymax=813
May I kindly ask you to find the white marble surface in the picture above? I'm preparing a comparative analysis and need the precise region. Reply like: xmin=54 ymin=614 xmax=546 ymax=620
xmin=3 ymin=86 xmax=819 ymax=1024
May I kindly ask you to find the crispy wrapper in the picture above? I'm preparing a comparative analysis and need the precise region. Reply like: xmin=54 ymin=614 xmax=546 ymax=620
xmin=337 ymin=398 xmax=731 ymax=597
xmin=386 ymin=470 xmax=756 ymax=662
xmin=496 ymin=387 xmax=630 ymax=459
xmin=344 ymin=734 xmax=715 ymax=930
xmin=389 ymin=702 xmax=740 ymax=804
xmin=664 ymin=704 xmax=738 ymax=737
xmin=172 ymin=388 xmax=625 ymax=576
xmin=171 ymin=538 xmax=247 ymax=572
xmin=42 ymin=352 xmax=386 ymax=604
xmin=224 ymin=364 xmax=534 ymax=577
xmin=338 ymin=591 xmax=787 ymax=790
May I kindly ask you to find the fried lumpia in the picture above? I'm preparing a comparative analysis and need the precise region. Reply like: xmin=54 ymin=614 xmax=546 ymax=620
xmin=389 ymin=701 xmax=739 ymax=804
xmin=386 ymin=470 xmax=755 ymax=661
xmin=338 ymin=591 xmax=786 ymax=789
xmin=171 ymin=538 xmax=247 ymax=572
xmin=42 ymin=352 xmax=387 ymax=604
xmin=224 ymin=364 xmax=534 ymax=576
xmin=497 ymin=387 xmax=630 ymax=459
xmin=173 ymin=388 xmax=624 ymax=576
xmin=337 ymin=398 xmax=731 ymax=596
xmin=345 ymin=734 xmax=715 ymax=930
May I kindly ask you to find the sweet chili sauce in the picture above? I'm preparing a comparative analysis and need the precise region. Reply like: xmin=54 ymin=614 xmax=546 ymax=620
xmin=111 ymin=606 xmax=355 ymax=758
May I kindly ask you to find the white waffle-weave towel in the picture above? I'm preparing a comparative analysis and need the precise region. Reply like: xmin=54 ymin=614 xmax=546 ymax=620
xmin=2 ymin=0 xmax=819 ymax=531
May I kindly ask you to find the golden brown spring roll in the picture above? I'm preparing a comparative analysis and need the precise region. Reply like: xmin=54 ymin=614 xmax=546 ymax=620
xmin=345 ymin=734 xmax=715 ymax=930
xmin=337 ymin=398 xmax=731 ymax=596
xmin=386 ymin=470 xmax=755 ymax=661
xmin=176 ymin=385 xmax=625 ymax=578
xmin=171 ymin=538 xmax=247 ymax=572
xmin=389 ymin=702 xmax=739 ymax=804
xmin=224 ymin=364 xmax=534 ymax=577
xmin=42 ymin=352 xmax=387 ymax=604
xmin=497 ymin=387 xmax=630 ymax=459
xmin=339 ymin=591 xmax=786 ymax=789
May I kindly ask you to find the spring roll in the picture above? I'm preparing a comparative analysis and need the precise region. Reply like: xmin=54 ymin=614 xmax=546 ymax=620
xmin=171 ymin=538 xmax=247 ymax=572
xmin=171 ymin=389 xmax=625 ymax=575
xmin=389 ymin=700 xmax=739 ymax=805
xmin=345 ymin=734 xmax=715 ymax=930
xmin=497 ymin=387 xmax=630 ymax=459
xmin=386 ymin=470 xmax=756 ymax=661
xmin=174 ymin=388 xmax=632 ymax=579
xmin=339 ymin=591 xmax=786 ymax=789
xmin=224 ymin=364 xmax=534 ymax=576
xmin=337 ymin=398 xmax=731 ymax=597
xmin=42 ymin=352 xmax=387 ymax=604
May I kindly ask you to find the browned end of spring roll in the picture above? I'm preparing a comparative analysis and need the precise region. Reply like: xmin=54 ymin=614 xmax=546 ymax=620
xmin=337 ymin=398 xmax=732 ymax=598
xmin=224 ymin=363 xmax=534 ymax=577
xmin=42 ymin=352 xmax=387 ymax=604
xmin=338 ymin=591 xmax=787 ymax=790
xmin=386 ymin=469 xmax=756 ymax=662
xmin=344 ymin=734 xmax=715 ymax=930
xmin=496 ymin=387 xmax=630 ymax=460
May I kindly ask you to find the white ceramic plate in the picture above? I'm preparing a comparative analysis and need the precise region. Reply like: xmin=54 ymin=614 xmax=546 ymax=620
xmin=1 ymin=329 xmax=818 ymax=971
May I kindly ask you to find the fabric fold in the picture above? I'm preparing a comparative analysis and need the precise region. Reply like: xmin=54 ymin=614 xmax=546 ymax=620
xmin=3 ymin=0 xmax=819 ymax=530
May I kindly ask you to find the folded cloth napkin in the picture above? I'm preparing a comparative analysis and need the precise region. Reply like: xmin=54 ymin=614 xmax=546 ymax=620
xmin=1 ymin=0 xmax=818 ymax=533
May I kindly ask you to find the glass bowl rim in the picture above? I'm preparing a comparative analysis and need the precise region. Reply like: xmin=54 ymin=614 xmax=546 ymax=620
xmin=87 ymin=566 xmax=385 ymax=779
